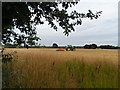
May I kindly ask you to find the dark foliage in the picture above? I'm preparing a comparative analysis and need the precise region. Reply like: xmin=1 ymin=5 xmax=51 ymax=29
xmin=84 ymin=44 xmax=97 ymax=49
xmin=2 ymin=2 xmax=102 ymax=46
xmin=99 ymin=45 xmax=118 ymax=49
xmin=2 ymin=51 xmax=18 ymax=63
xmin=52 ymin=43 xmax=58 ymax=48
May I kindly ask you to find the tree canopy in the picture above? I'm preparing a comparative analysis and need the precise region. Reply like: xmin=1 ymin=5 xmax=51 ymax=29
xmin=52 ymin=43 xmax=58 ymax=48
xmin=84 ymin=44 xmax=97 ymax=49
xmin=2 ymin=2 xmax=102 ymax=46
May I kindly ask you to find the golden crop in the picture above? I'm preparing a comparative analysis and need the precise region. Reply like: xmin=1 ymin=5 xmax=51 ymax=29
xmin=3 ymin=48 xmax=118 ymax=88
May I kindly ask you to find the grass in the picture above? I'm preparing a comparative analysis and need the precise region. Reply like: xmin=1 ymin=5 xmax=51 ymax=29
xmin=2 ymin=48 xmax=118 ymax=88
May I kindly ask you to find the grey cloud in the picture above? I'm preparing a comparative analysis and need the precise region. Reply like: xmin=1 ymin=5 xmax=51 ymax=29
xmin=36 ymin=1 xmax=118 ymax=46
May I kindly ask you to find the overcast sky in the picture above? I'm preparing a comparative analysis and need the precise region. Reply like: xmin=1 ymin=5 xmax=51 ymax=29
xmin=36 ymin=0 xmax=119 ymax=46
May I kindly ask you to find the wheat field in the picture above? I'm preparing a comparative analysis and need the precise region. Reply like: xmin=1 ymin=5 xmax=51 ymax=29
xmin=3 ymin=48 xmax=118 ymax=88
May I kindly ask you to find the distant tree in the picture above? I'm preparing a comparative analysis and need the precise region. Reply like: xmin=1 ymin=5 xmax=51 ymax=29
xmin=84 ymin=44 xmax=97 ymax=49
xmin=4 ymin=43 xmax=13 ymax=48
xmin=99 ymin=45 xmax=117 ymax=49
xmin=91 ymin=44 xmax=97 ymax=49
xmin=84 ymin=44 xmax=90 ymax=49
xmin=52 ymin=43 xmax=58 ymax=48
xmin=2 ymin=2 xmax=102 ymax=46
xmin=4 ymin=43 xmax=18 ymax=48
xmin=41 ymin=44 xmax=46 ymax=48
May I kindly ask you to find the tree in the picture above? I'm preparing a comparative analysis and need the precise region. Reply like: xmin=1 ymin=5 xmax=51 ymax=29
xmin=84 ymin=44 xmax=97 ymax=49
xmin=99 ymin=45 xmax=116 ymax=49
xmin=52 ymin=43 xmax=58 ymax=48
xmin=91 ymin=44 xmax=97 ymax=49
xmin=2 ymin=2 xmax=102 ymax=46
xmin=84 ymin=44 xmax=90 ymax=49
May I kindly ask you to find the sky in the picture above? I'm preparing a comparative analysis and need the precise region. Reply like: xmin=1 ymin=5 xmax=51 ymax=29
xmin=36 ymin=0 xmax=119 ymax=46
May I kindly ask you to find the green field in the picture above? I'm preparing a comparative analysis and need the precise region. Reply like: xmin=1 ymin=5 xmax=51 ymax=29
xmin=2 ymin=48 xmax=118 ymax=88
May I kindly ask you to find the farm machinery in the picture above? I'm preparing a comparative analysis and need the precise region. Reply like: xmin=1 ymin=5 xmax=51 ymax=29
xmin=56 ymin=45 xmax=75 ymax=51
xmin=66 ymin=45 xmax=75 ymax=51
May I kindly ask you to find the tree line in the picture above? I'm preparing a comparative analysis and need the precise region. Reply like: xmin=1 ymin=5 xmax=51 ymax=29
xmin=2 ymin=43 xmax=120 ymax=49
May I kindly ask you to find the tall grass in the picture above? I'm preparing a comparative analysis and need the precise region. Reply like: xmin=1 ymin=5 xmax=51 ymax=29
xmin=2 ymin=48 xmax=118 ymax=88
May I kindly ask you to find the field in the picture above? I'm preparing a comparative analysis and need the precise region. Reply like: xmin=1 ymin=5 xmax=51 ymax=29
xmin=2 ymin=48 xmax=118 ymax=88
